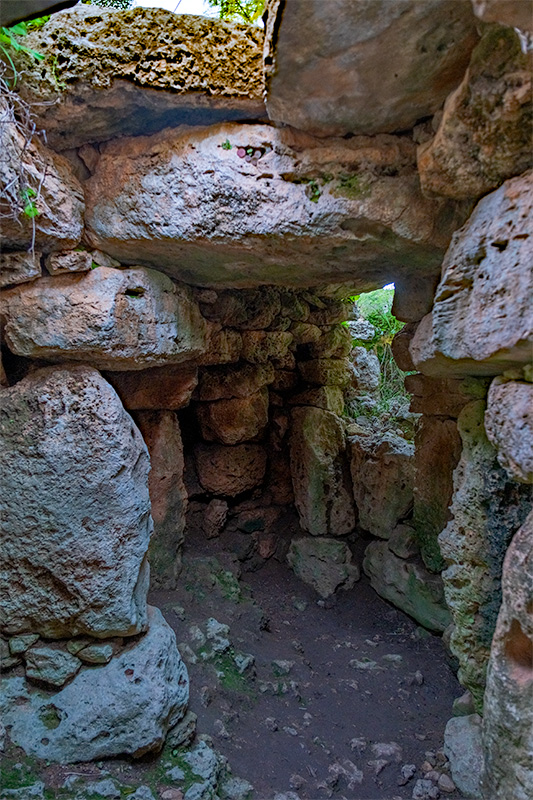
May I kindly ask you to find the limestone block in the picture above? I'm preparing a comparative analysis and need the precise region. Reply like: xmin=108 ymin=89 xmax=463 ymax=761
xmin=24 ymin=647 xmax=81 ymax=688
xmin=444 ymin=715 xmax=483 ymax=798
xmin=105 ymin=364 xmax=198 ymax=411
xmin=84 ymin=122 xmax=465 ymax=291
xmin=290 ymin=407 xmax=355 ymax=536
xmin=199 ymin=328 xmax=243 ymax=366
xmin=363 ymin=541 xmax=451 ymax=633
xmin=14 ymin=6 xmax=264 ymax=149
xmin=135 ymin=411 xmax=187 ymax=590
xmin=197 ymin=363 xmax=275 ymax=401
xmin=484 ymin=378 xmax=533 ymax=483
xmin=349 ymin=432 xmax=414 ymax=539
xmin=194 ymin=443 xmax=267 ymax=497
xmin=288 ymin=387 xmax=345 ymax=416
xmin=287 ymin=537 xmax=360 ymax=598
xmin=438 ymin=400 xmax=532 ymax=710
xmin=410 ymin=172 xmax=533 ymax=377
xmin=0 ymin=606 xmax=188 ymax=762
xmin=391 ymin=323 xmax=417 ymax=372
xmin=264 ymin=0 xmax=478 ymax=136
xmin=298 ymin=358 xmax=352 ymax=388
xmin=196 ymin=387 xmax=269 ymax=445
xmin=482 ymin=511 xmax=533 ymax=800
xmin=0 ymin=266 xmax=207 ymax=370
xmin=309 ymin=326 xmax=352 ymax=359
xmin=350 ymin=347 xmax=380 ymax=396
xmin=418 ymin=25 xmax=533 ymax=200
xmin=200 ymin=288 xmax=281 ymax=330
xmin=241 ymin=331 xmax=293 ymax=364
xmin=0 ymin=100 xmax=84 ymax=252
xmin=0 ymin=365 xmax=151 ymax=639
xmin=406 ymin=373 xmax=488 ymax=417
xmin=0 ymin=252 xmax=41 ymax=289
xmin=45 ymin=250 xmax=92 ymax=275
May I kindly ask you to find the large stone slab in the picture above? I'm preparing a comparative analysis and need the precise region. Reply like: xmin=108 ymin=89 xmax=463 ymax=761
xmin=264 ymin=0 xmax=478 ymax=137
xmin=482 ymin=511 xmax=533 ymax=800
xmin=0 ymin=266 xmax=207 ymax=370
xmin=438 ymin=400 xmax=532 ymax=710
xmin=363 ymin=540 xmax=451 ymax=633
xmin=135 ymin=411 xmax=187 ymax=590
xmin=290 ymin=407 xmax=355 ymax=537
xmin=14 ymin=6 xmax=265 ymax=150
xmin=484 ymin=377 xmax=533 ymax=484
xmin=105 ymin=363 xmax=198 ymax=411
xmin=0 ymin=606 xmax=188 ymax=762
xmin=0 ymin=365 xmax=151 ymax=639
xmin=349 ymin=431 xmax=414 ymax=539
xmin=84 ymin=122 xmax=466 ymax=291
xmin=418 ymin=25 xmax=533 ymax=200
xmin=410 ymin=172 xmax=533 ymax=377
xmin=0 ymin=99 xmax=84 ymax=251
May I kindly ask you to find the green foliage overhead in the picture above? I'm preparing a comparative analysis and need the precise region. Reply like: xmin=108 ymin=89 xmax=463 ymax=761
xmin=0 ymin=20 xmax=45 ymax=85
xmin=355 ymin=287 xmax=404 ymax=348
xmin=81 ymin=0 xmax=133 ymax=8
xmin=207 ymin=0 xmax=264 ymax=24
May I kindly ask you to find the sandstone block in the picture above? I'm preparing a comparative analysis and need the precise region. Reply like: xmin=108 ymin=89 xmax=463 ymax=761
xmin=0 ymin=266 xmax=207 ymax=370
xmin=418 ymin=25 xmax=533 ymax=200
xmin=15 ymin=6 xmax=264 ymax=149
xmin=0 ymin=252 xmax=41 ymax=289
xmin=482 ymin=511 xmax=533 ymax=800
xmin=84 ymin=122 xmax=465 ymax=291
xmin=0 ymin=365 xmax=151 ymax=639
xmin=290 ymin=407 xmax=355 ymax=536
xmin=197 ymin=363 xmax=275 ymax=401
xmin=363 ymin=541 xmax=451 ymax=632
xmin=0 ymin=606 xmax=188 ymax=762
xmin=287 ymin=537 xmax=360 ymax=598
xmin=264 ymin=0 xmax=478 ymax=136
xmin=194 ymin=443 xmax=267 ymax=497
xmin=410 ymin=172 xmax=533 ymax=377
xmin=44 ymin=250 xmax=92 ymax=275
xmin=349 ymin=432 xmax=414 ymax=539
xmin=196 ymin=387 xmax=269 ymax=445
xmin=135 ymin=411 xmax=187 ymax=590
xmin=105 ymin=364 xmax=198 ymax=411
xmin=484 ymin=378 xmax=533 ymax=483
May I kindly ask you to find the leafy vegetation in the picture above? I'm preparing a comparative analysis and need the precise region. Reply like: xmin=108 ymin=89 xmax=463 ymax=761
xmin=81 ymin=0 xmax=133 ymax=8
xmin=207 ymin=0 xmax=264 ymax=24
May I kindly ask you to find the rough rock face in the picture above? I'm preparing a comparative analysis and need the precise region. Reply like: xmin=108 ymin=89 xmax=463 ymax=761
xmin=0 ymin=365 xmax=151 ymax=639
xmin=290 ymin=407 xmax=355 ymax=537
xmin=410 ymin=172 xmax=533 ymax=377
xmin=194 ymin=443 xmax=267 ymax=497
xmin=0 ymin=252 xmax=41 ymax=289
xmin=438 ymin=401 xmax=532 ymax=710
xmin=471 ymin=0 xmax=533 ymax=31
xmin=195 ymin=387 xmax=269 ymax=445
xmin=85 ymin=122 xmax=466 ymax=290
xmin=482 ymin=511 xmax=533 ymax=800
xmin=484 ymin=378 xmax=533 ymax=484
xmin=349 ymin=432 xmax=414 ymax=539
xmin=350 ymin=347 xmax=380 ymax=396
xmin=0 ymin=266 xmax=207 ymax=370
xmin=418 ymin=25 xmax=533 ymax=200
xmin=0 ymin=100 xmax=84 ymax=251
xmin=444 ymin=715 xmax=484 ymax=799
xmin=0 ymin=607 xmax=188 ymax=762
xmin=287 ymin=537 xmax=360 ymax=598
xmin=363 ymin=541 xmax=451 ymax=632
xmin=134 ymin=412 xmax=187 ymax=590
xmin=264 ymin=0 xmax=478 ymax=137
xmin=105 ymin=364 xmax=198 ymax=411
xmin=16 ymin=6 xmax=265 ymax=149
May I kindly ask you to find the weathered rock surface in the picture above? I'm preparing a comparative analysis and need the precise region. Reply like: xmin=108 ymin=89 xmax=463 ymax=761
xmin=471 ymin=0 xmax=533 ymax=32
xmin=24 ymin=646 xmax=81 ymax=688
xmin=15 ymin=6 xmax=265 ymax=149
xmin=363 ymin=541 xmax=451 ymax=632
xmin=196 ymin=388 xmax=269 ymax=445
xmin=197 ymin=363 xmax=274 ymax=401
xmin=194 ymin=443 xmax=267 ymax=497
xmin=418 ymin=25 xmax=533 ymax=200
xmin=288 ymin=386 xmax=345 ymax=416
xmin=135 ymin=411 xmax=187 ymax=590
xmin=444 ymin=715 xmax=483 ymax=799
xmin=350 ymin=347 xmax=380 ymax=396
xmin=410 ymin=172 xmax=533 ymax=376
xmin=349 ymin=432 xmax=414 ymax=539
xmin=44 ymin=250 xmax=92 ymax=275
xmin=0 ymin=266 xmax=207 ymax=370
xmin=484 ymin=378 xmax=533 ymax=484
xmin=482 ymin=511 xmax=533 ymax=800
xmin=438 ymin=401 xmax=532 ymax=710
xmin=0 ymin=251 xmax=41 ymax=289
xmin=290 ymin=407 xmax=355 ymax=537
xmin=0 ymin=606 xmax=189 ymax=762
xmin=105 ymin=364 xmax=198 ymax=410
xmin=0 ymin=100 xmax=84 ymax=251
xmin=85 ymin=123 xmax=466 ymax=291
xmin=264 ymin=0 xmax=478 ymax=136
xmin=287 ymin=537 xmax=360 ymax=598
xmin=0 ymin=365 xmax=151 ymax=638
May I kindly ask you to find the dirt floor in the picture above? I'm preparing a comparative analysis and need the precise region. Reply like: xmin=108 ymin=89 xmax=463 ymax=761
xmin=149 ymin=527 xmax=465 ymax=800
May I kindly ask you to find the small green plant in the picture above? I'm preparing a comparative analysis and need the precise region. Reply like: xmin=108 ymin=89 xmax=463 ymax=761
xmin=221 ymin=138 xmax=232 ymax=150
xmin=0 ymin=21 xmax=44 ymax=86
xmin=20 ymin=187 xmax=39 ymax=218
xmin=207 ymin=0 xmax=264 ymax=24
